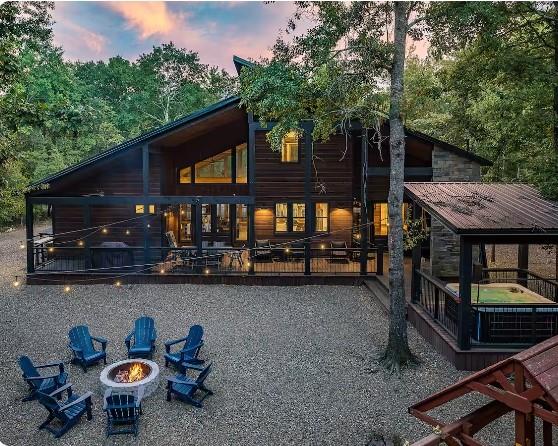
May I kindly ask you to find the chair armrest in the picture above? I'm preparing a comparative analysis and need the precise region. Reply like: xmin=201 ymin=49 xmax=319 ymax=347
xmin=125 ymin=331 xmax=134 ymax=350
xmin=49 ymin=383 xmax=73 ymax=398
xmin=68 ymin=343 xmax=82 ymax=353
xmin=91 ymin=336 xmax=108 ymax=350
xmin=181 ymin=362 xmax=204 ymax=372
xmin=167 ymin=376 xmax=196 ymax=386
xmin=59 ymin=392 xmax=93 ymax=412
xmin=25 ymin=373 xmax=61 ymax=382
xmin=35 ymin=361 xmax=65 ymax=374
xmin=164 ymin=336 xmax=189 ymax=348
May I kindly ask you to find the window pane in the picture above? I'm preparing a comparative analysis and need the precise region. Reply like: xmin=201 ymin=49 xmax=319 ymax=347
xmin=236 ymin=143 xmax=247 ymax=183
xmin=195 ymin=150 xmax=232 ymax=183
xmin=135 ymin=204 xmax=155 ymax=214
xmin=202 ymin=204 xmax=212 ymax=232
xmin=179 ymin=166 xmax=191 ymax=184
xmin=281 ymin=131 xmax=299 ymax=162
xmin=292 ymin=203 xmax=305 ymax=232
xmin=236 ymin=204 xmax=248 ymax=241
xmin=275 ymin=203 xmax=288 ymax=232
xmin=179 ymin=204 xmax=192 ymax=243
xmin=374 ymin=203 xmax=409 ymax=236
xmin=216 ymin=204 xmax=230 ymax=232
xmin=315 ymin=203 xmax=328 ymax=232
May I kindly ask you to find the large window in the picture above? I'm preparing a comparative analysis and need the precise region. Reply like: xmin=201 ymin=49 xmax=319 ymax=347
xmin=315 ymin=203 xmax=329 ymax=232
xmin=179 ymin=204 xmax=192 ymax=243
xmin=236 ymin=204 xmax=248 ymax=241
xmin=275 ymin=202 xmax=305 ymax=232
xmin=281 ymin=131 xmax=299 ymax=163
xmin=236 ymin=143 xmax=247 ymax=183
xmin=195 ymin=150 xmax=232 ymax=183
xmin=216 ymin=204 xmax=230 ymax=233
xmin=373 ymin=202 xmax=409 ymax=236
xmin=135 ymin=204 xmax=155 ymax=214
xmin=201 ymin=204 xmax=212 ymax=232
xmin=178 ymin=166 xmax=191 ymax=184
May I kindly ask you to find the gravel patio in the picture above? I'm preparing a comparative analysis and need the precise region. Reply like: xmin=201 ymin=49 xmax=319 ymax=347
xmin=0 ymin=226 xmax=516 ymax=446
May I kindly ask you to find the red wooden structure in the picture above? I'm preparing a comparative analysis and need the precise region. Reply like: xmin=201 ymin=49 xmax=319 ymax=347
xmin=410 ymin=335 xmax=558 ymax=445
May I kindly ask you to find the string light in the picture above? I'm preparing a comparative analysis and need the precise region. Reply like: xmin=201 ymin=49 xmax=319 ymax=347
xmin=204 ymin=268 xmax=210 ymax=274
xmin=285 ymin=248 xmax=290 ymax=253
xmin=246 ymin=261 xmax=251 ymax=268
xmin=163 ymin=212 xmax=168 ymax=217
xmin=13 ymin=276 xmax=20 ymax=287
xmin=102 ymin=228 xmax=108 ymax=234
xmin=48 ymin=247 xmax=54 ymax=253
xmin=147 ymin=223 xmax=151 ymax=228
xmin=320 ymin=244 xmax=325 ymax=250
xmin=78 ymin=240 xmax=84 ymax=247
xmin=159 ymin=268 xmax=165 ymax=274
xmin=125 ymin=229 xmax=131 ymax=235
xmin=19 ymin=241 xmax=25 ymax=249
xmin=63 ymin=285 xmax=71 ymax=293
xmin=115 ymin=280 xmax=121 ymax=287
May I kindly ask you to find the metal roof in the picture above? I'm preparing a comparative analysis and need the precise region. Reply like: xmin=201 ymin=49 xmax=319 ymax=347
xmin=404 ymin=182 xmax=558 ymax=235
xmin=29 ymin=95 xmax=241 ymax=189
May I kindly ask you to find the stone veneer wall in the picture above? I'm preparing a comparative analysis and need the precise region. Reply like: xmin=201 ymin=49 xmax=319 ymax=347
xmin=430 ymin=146 xmax=481 ymax=278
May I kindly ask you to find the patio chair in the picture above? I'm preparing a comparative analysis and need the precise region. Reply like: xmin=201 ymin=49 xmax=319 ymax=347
xmin=18 ymin=355 xmax=68 ymax=402
xmin=288 ymin=242 xmax=306 ymax=261
xmin=254 ymin=239 xmax=273 ymax=262
xmin=68 ymin=325 xmax=108 ymax=372
xmin=36 ymin=383 xmax=93 ymax=438
xmin=103 ymin=387 xmax=144 ymax=437
xmin=164 ymin=325 xmax=204 ymax=372
xmin=165 ymin=231 xmax=193 ymax=267
xmin=125 ymin=316 xmax=157 ymax=359
xmin=329 ymin=241 xmax=350 ymax=263
xmin=166 ymin=363 xmax=213 ymax=407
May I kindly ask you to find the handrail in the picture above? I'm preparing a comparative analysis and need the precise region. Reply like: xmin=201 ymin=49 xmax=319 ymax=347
xmin=415 ymin=269 xmax=460 ymax=303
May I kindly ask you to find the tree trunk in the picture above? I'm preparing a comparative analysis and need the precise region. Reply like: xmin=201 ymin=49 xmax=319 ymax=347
xmin=554 ymin=2 xmax=558 ymax=155
xmin=381 ymin=1 xmax=416 ymax=372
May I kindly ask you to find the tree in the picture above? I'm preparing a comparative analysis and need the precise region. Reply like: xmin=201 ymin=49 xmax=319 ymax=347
xmin=239 ymin=1 xmax=424 ymax=371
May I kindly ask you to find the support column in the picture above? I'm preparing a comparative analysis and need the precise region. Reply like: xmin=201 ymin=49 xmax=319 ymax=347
xmin=83 ymin=205 xmax=92 ymax=270
xmin=303 ymin=121 xmax=314 ymax=276
xmin=195 ymin=202 xmax=203 ymax=273
xmin=25 ymin=198 xmax=34 ymax=273
xmin=248 ymin=204 xmax=255 ymax=275
xmin=142 ymin=144 xmax=151 ymax=266
xmin=360 ymin=128 xmax=369 ymax=276
xmin=410 ymin=202 xmax=421 ymax=303
xmin=518 ymin=244 xmax=529 ymax=286
xmin=247 ymin=113 xmax=256 ymax=276
xmin=458 ymin=237 xmax=472 ymax=350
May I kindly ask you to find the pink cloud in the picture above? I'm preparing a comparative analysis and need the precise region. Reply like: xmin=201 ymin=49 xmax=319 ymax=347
xmin=54 ymin=18 xmax=108 ymax=58
xmin=106 ymin=2 xmax=183 ymax=39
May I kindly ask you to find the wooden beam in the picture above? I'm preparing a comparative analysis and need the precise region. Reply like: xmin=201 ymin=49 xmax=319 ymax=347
xmin=28 ymin=195 xmax=256 ymax=205
xmin=466 ymin=382 xmax=532 ymax=413
xmin=303 ymin=120 xmax=314 ymax=276
xmin=458 ymin=237 xmax=473 ymax=350
xmin=543 ymin=420 xmax=553 ymax=446
xmin=83 ymin=205 xmax=92 ymax=269
xmin=360 ymin=128 xmax=369 ymax=276
xmin=142 ymin=144 xmax=149 ymax=196
xmin=368 ymin=167 xmax=433 ymax=177
xmin=248 ymin=203 xmax=255 ymax=275
xmin=411 ymin=202 xmax=421 ymax=303
xmin=25 ymin=198 xmax=34 ymax=273
xmin=514 ymin=362 xmax=527 ymax=446
xmin=518 ymin=244 xmax=529 ymax=286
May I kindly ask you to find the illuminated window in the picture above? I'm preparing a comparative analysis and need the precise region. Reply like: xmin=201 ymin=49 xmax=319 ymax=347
xmin=275 ymin=203 xmax=288 ymax=232
xmin=216 ymin=204 xmax=230 ymax=233
xmin=292 ymin=203 xmax=305 ymax=232
xmin=178 ymin=166 xmax=191 ymax=183
xmin=179 ymin=204 xmax=192 ymax=243
xmin=201 ymin=204 xmax=212 ymax=232
xmin=281 ymin=131 xmax=299 ymax=163
xmin=135 ymin=204 xmax=155 ymax=214
xmin=195 ymin=150 xmax=232 ymax=183
xmin=236 ymin=204 xmax=248 ymax=241
xmin=236 ymin=143 xmax=247 ymax=183
xmin=315 ymin=203 xmax=329 ymax=232
xmin=373 ymin=203 xmax=409 ymax=236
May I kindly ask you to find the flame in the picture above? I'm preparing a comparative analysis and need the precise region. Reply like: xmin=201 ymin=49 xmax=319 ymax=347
xmin=128 ymin=363 xmax=144 ymax=382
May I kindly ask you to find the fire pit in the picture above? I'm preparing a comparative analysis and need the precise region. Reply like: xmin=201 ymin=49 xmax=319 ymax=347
xmin=100 ymin=359 xmax=159 ymax=397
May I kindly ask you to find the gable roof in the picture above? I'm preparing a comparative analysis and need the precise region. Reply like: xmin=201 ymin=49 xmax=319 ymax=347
xmin=30 ymin=95 xmax=242 ymax=189
xmin=233 ymin=55 xmax=255 ymax=75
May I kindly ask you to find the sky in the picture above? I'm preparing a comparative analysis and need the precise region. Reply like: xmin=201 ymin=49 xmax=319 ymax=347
xmin=52 ymin=2 xmax=428 ymax=73
xmin=52 ymin=1 xmax=304 ymax=73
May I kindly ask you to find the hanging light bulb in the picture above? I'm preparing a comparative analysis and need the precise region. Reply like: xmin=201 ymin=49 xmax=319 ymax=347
xmin=159 ymin=268 xmax=165 ymax=274
xmin=320 ymin=244 xmax=325 ymax=250
xmin=13 ymin=276 xmax=20 ymax=287
xmin=115 ymin=280 xmax=121 ymax=287
xmin=163 ymin=212 xmax=168 ymax=217
xmin=147 ymin=223 xmax=151 ymax=228
xmin=63 ymin=285 xmax=71 ymax=293
xmin=78 ymin=240 xmax=84 ymax=247
xmin=246 ymin=261 xmax=251 ymax=268
xmin=204 ymin=268 xmax=210 ymax=274
xmin=285 ymin=248 xmax=290 ymax=253
xmin=102 ymin=227 xmax=108 ymax=234
xmin=125 ymin=229 xmax=131 ymax=235
xmin=48 ymin=247 xmax=54 ymax=253
xmin=19 ymin=241 xmax=25 ymax=249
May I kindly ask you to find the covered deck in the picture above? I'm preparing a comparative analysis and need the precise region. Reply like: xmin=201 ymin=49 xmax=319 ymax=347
xmin=405 ymin=182 xmax=558 ymax=370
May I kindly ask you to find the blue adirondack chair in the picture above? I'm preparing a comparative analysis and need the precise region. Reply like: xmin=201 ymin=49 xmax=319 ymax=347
xmin=125 ymin=316 xmax=156 ymax=359
xmin=36 ymin=384 xmax=93 ymax=438
xmin=68 ymin=325 xmax=107 ymax=372
xmin=164 ymin=325 xmax=204 ymax=371
xmin=166 ymin=363 xmax=213 ymax=407
xmin=103 ymin=387 xmax=144 ymax=437
xmin=18 ymin=355 xmax=68 ymax=402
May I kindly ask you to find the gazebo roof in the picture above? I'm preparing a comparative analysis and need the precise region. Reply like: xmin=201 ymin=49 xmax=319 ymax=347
xmin=404 ymin=182 xmax=558 ymax=236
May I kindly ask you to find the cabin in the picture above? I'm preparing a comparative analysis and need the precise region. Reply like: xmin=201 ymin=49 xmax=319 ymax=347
xmin=24 ymin=56 xmax=491 ymax=285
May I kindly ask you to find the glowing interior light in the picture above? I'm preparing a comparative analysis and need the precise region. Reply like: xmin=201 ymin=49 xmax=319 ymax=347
xmin=63 ymin=285 xmax=71 ymax=293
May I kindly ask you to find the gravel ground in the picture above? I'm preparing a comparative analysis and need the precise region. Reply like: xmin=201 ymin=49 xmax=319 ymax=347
xmin=0 ymin=226 xmax=517 ymax=445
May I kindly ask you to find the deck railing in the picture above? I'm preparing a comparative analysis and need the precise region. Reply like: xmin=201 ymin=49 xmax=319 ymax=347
xmin=483 ymin=268 xmax=558 ymax=302
xmin=32 ymin=245 xmax=383 ymax=277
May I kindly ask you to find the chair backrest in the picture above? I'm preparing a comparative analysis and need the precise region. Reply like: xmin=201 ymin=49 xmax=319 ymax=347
xmin=290 ymin=242 xmax=304 ymax=250
xmin=330 ymin=241 xmax=347 ymax=249
xmin=196 ymin=363 xmax=212 ymax=386
xmin=166 ymin=231 xmax=178 ymax=248
xmin=256 ymin=239 xmax=270 ymax=248
xmin=185 ymin=324 xmax=204 ymax=349
xmin=105 ymin=392 xmax=137 ymax=420
xmin=36 ymin=391 xmax=62 ymax=414
xmin=69 ymin=325 xmax=95 ymax=355
xmin=18 ymin=355 xmax=39 ymax=379
xmin=134 ymin=316 xmax=155 ymax=345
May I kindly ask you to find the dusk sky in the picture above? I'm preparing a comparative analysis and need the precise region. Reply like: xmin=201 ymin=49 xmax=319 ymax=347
xmin=52 ymin=1 xmax=302 ymax=73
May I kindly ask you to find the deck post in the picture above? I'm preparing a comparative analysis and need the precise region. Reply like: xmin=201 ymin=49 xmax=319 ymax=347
xmin=457 ymin=236 xmax=472 ymax=350
xmin=25 ymin=197 xmax=34 ymax=273
xmin=376 ymin=244 xmax=384 ymax=275
xmin=411 ymin=202 xmax=421 ymax=303
xmin=303 ymin=120 xmax=314 ymax=276
xmin=195 ymin=202 xmax=203 ymax=273
xmin=83 ymin=205 xmax=92 ymax=270
xmin=517 ymin=244 xmax=529 ymax=286
xmin=360 ymin=128 xmax=369 ymax=276
xmin=142 ymin=144 xmax=151 ymax=267
xmin=248 ymin=204 xmax=255 ymax=275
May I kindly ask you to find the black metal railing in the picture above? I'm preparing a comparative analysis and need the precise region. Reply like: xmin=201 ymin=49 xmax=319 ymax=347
xmin=32 ymin=245 xmax=383 ymax=277
xmin=483 ymin=268 xmax=558 ymax=302
xmin=416 ymin=269 xmax=460 ymax=338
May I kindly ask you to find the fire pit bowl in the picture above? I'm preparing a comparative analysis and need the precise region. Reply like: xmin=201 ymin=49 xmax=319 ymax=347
xmin=100 ymin=359 xmax=159 ymax=397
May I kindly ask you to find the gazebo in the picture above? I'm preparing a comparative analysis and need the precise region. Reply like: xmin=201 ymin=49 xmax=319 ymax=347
xmin=405 ymin=182 xmax=558 ymax=368
xmin=409 ymin=335 xmax=558 ymax=446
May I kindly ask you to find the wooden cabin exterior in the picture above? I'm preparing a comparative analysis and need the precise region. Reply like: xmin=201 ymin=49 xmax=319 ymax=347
xmin=25 ymin=57 xmax=490 ymax=282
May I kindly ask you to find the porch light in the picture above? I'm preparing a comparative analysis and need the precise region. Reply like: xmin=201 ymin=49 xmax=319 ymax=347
xmin=285 ymin=248 xmax=290 ymax=253
xmin=63 ymin=285 xmax=71 ymax=293
xmin=78 ymin=240 xmax=84 ymax=247
xmin=19 ymin=241 xmax=24 ymax=249
xmin=48 ymin=247 xmax=54 ymax=253
xmin=13 ymin=276 xmax=20 ymax=287
xmin=320 ymin=244 xmax=325 ymax=250
xmin=204 ymin=268 xmax=210 ymax=274
xmin=181 ymin=210 xmax=185 ymax=215
xmin=115 ymin=280 xmax=121 ymax=287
